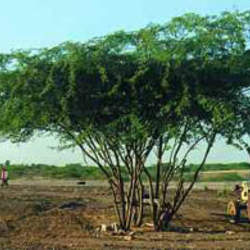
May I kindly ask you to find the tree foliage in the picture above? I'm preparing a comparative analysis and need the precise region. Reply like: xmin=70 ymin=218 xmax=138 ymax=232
xmin=0 ymin=10 xmax=249 ymax=230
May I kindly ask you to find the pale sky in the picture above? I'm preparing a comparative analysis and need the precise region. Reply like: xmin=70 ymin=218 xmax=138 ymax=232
xmin=0 ymin=0 xmax=249 ymax=165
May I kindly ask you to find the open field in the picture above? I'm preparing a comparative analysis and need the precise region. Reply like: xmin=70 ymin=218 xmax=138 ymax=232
xmin=0 ymin=181 xmax=250 ymax=249
xmin=8 ymin=178 xmax=247 ymax=190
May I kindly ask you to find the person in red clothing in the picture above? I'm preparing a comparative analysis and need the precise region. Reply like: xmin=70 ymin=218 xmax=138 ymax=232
xmin=1 ymin=163 xmax=9 ymax=187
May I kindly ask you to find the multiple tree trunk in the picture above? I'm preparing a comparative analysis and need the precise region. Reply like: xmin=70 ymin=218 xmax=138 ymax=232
xmin=67 ymin=126 xmax=218 ymax=231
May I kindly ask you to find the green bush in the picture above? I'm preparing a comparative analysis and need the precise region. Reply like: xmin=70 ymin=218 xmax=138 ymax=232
xmin=2 ymin=163 xmax=106 ymax=180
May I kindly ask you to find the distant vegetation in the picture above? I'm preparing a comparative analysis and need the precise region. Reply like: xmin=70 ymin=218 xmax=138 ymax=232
xmin=3 ymin=162 xmax=250 ymax=182
xmin=188 ymin=162 xmax=250 ymax=172
xmin=5 ymin=163 xmax=106 ymax=180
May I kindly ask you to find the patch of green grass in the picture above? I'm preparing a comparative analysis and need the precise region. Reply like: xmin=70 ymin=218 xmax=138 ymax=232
xmin=184 ymin=172 xmax=245 ymax=182
xmin=202 ymin=173 xmax=245 ymax=182
xmin=187 ymin=162 xmax=250 ymax=172
xmin=4 ymin=163 xmax=106 ymax=180
xmin=2 ymin=162 xmax=249 ymax=181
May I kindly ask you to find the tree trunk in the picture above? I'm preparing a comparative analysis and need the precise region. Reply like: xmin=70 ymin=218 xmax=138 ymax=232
xmin=134 ymin=177 xmax=144 ymax=226
xmin=155 ymin=136 xmax=163 ymax=199
xmin=125 ymin=171 xmax=137 ymax=231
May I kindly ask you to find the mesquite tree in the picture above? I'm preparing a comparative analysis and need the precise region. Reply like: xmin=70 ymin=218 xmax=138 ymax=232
xmin=0 ymin=11 xmax=249 ymax=231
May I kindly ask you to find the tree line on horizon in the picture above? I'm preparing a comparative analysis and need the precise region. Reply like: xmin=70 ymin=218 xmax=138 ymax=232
xmin=4 ymin=162 xmax=250 ymax=182
xmin=0 ymin=10 xmax=250 ymax=231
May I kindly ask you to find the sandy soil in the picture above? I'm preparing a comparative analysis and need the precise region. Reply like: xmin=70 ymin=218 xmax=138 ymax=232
xmin=0 ymin=181 xmax=249 ymax=249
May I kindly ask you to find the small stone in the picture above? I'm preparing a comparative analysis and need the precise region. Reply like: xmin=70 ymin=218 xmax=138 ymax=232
xmin=128 ymin=231 xmax=135 ymax=236
xmin=144 ymin=223 xmax=154 ymax=228
xmin=124 ymin=235 xmax=133 ymax=241
xmin=229 ymin=219 xmax=236 ymax=224
xmin=117 ymin=229 xmax=125 ymax=235
xmin=100 ymin=224 xmax=107 ymax=232
xmin=225 ymin=231 xmax=235 ymax=235
xmin=111 ymin=222 xmax=119 ymax=232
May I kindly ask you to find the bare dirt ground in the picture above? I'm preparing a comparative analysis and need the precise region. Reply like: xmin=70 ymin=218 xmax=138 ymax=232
xmin=11 ymin=178 xmax=240 ymax=190
xmin=0 ymin=180 xmax=250 ymax=249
